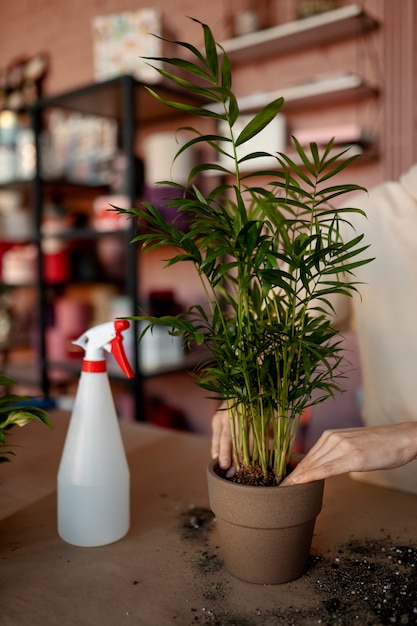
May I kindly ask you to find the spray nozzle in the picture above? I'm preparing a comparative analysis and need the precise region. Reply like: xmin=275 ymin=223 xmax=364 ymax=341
xmin=73 ymin=320 xmax=135 ymax=378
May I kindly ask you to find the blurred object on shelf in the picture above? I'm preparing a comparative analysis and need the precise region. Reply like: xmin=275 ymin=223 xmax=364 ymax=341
xmin=217 ymin=113 xmax=286 ymax=172
xmin=0 ymin=145 xmax=15 ymax=182
xmin=68 ymin=241 xmax=99 ymax=283
xmin=45 ymin=296 xmax=91 ymax=383
xmin=7 ymin=286 xmax=37 ymax=343
xmin=235 ymin=10 xmax=259 ymax=36
xmin=0 ymin=110 xmax=18 ymax=146
xmin=0 ymin=293 xmax=12 ymax=346
xmin=41 ymin=110 xmax=117 ymax=184
xmin=93 ymin=196 xmax=130 ymax=280
xmin=0 ymin=241 xmax=13 ymax=281
xmin=45 ymin=326 xmax=79 ymax=383
xmin=228 ymin=0 xmax=274 ymax=37
xmin=231 ymin=0 xmax=274 ymax=37
xmin=96 ymin=236 xmax=126 ymax=280
xmin=296 ymin=0 xmax=340 ymax=19
xmin=89 ymin=284 xmax=119 ymax=326
xmin=1 ymin=244 xmax=37 ymax=285
xmin=41 ymin=199 xmax=71 ymax=284
xmin=0 ymin=191 xmax=33 ymax=241
xmin=139 ymin=289 xmax=184 ymax=373
xmin=0 ymin=52 xmax=48 ymax=113
xmin=92 ymin=8 xmax=167 ymax=84
xmin=15 ymin=126 xmax=36 ymax=179
xmin=54 ymin=296 xmax=91 ymax=342
xmin=100 ymin=153 xmax=143 ymax=195
xmin=141 ymin=186 xmax=193 ymax=231
xmin=139 ymin=322 xmax=184 ymax=373
xmin=143 ymin=131 xmax=194 ymax=187
xmin=94 ymin=158 xmax=144 ymax=261
xmin=142 ymin=131 xmax=196 ymax=230
xmin=92 ymin=195 xmax=131 ymax=231
xmin=0 ymin=111 xmax=35 ymax=182
xmin=46 ymin=326 xmax=73 ymax=363
xmin=0 ymin=111 xmax=17 ymax=182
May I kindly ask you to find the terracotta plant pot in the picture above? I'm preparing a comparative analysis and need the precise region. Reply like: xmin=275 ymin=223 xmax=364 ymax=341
xmin=207 ymin=459 xmax=324 ymax=584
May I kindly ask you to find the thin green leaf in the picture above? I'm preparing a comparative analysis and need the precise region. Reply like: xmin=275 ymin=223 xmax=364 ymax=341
xmin=202 ymin=21 xmax=219 ymax=80
xmin=144 ymin=87 xmax=220 ymax=118
xmin=236 ymin=98 xmax=284 ymax=146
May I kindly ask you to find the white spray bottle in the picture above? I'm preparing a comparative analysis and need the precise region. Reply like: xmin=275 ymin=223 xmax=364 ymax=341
xmin=57 ymin=319 xmax=135 ymax=547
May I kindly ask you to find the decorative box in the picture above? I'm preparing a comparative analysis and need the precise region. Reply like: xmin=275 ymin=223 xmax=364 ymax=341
xmin=92 ymin=8 xmax=165 ymax=84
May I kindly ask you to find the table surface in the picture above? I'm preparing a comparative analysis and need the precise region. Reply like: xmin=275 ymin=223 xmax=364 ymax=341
xmin=1 ymin=412 xmax=417 ymax=626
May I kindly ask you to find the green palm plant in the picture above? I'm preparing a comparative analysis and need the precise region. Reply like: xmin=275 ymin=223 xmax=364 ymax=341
xmin=119 ymin=19 xmax=372 ymax=484
xmin=0 ymin=374 xmax=53 ymax=462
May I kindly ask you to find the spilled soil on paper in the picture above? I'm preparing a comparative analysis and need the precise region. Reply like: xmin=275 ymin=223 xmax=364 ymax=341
xmin=178 ymin=506 xmax=417 ymax=625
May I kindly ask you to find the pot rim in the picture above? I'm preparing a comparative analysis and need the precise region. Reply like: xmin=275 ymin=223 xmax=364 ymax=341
xmin=208 ymin=458 xmax=324 ymax=493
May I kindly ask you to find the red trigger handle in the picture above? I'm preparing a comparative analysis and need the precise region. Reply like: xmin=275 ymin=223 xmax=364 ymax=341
xmin=110 ymin=320 xmax=135 ymax=378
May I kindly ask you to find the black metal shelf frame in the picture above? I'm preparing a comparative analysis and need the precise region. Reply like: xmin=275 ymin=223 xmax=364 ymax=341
xmin=30 ymin=76 xmax=141 ymax=416
xmin=28 ymin=74 xmax=206 ymax=420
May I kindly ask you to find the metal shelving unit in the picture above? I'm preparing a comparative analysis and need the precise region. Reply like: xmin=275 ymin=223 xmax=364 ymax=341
xmin=29 ymin=75 xmax=204 ymax=420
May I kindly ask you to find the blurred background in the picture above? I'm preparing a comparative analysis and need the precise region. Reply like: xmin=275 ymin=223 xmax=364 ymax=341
xmin=0 ymin=0 xmax=414 ymax=441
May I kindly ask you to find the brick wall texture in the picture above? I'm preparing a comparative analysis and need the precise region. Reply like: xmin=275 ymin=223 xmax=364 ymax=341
xmin=0 ymin=0 xmax=416 ymax=183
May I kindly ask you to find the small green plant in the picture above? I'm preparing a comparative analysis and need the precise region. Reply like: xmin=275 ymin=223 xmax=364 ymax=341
xmin=0 ymin=374 xmax=53 ymax=463
xmin=119 ymin=19 xmax=372 ymax=484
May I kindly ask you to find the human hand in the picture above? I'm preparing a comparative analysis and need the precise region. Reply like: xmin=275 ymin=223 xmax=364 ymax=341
xmin=282 ymin=422 xmax=417 ymax=485
xmin=211 ymin=403 xmax=235 ymax=474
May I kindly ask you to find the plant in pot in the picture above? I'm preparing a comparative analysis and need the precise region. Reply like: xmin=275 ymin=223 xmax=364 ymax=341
xmin=118 ymin=20 xmax=372 ymax=584
xmin=1 ymin=374 xmax=53 ymax=463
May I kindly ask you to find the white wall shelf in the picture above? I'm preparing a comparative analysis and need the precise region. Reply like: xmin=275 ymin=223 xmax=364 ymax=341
xmin=220 ymin=4 xmax=379 ymax=64
xmin=207 ymin=73 xmax=378 ymax=115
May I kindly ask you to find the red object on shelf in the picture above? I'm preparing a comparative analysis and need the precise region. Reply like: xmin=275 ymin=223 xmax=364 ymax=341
xmin=0 ymin=241 xmax=14 ymax=280
xmin=42 ymin=250 xmax=70 ymax=284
